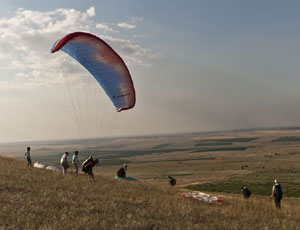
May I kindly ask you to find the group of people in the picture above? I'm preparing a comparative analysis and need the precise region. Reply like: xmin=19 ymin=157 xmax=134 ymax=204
xmin=60 ymin=151 xmax=132 ymax=182
xmin=60 ymin=151 xmax=80 ymax=175
xmin=25 ymin=146 xmax=130 ymax=181
xmin=241 ymin=179 xmax=283 ymax=209
xmin=25 ymin=146 xmax=283 ymax=208
xmin=26 ymin=146 xmax=175 ymax=185
xmin=60 ymin=151 xmax=99 ymax=181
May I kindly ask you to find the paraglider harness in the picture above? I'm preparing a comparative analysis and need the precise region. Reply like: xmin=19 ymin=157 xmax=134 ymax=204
xmin=274 ymin=184 xmax=283 ymax=200
xmin=62 ymin=162 xmax=70 ymax=169
xmin=82 ymin=156 xmax=94 ymax=174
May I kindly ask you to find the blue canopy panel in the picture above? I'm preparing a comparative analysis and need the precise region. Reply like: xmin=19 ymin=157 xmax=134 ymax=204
xmin=51 ymin=32 xmax=135 ymax=111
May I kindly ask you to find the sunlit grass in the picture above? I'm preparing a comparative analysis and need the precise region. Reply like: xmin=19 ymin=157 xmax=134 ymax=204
xmin=1 ymin=156 xmax=300 ymax=229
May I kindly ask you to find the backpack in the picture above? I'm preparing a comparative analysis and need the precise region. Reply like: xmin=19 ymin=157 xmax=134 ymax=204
xmin=274 ymin=184 xmax=283 ymax=199
xmin=245 ymin=188 xmax=251 ymax=197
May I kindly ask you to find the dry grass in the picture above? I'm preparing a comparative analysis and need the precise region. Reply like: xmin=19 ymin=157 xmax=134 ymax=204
xmin=1 ymin=156 xmax=300 ymax=230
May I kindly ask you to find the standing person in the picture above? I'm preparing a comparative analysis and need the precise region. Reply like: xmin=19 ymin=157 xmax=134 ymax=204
xmin=241 ymin=186 xmax=251 ymax=199
xmin=25 ymin=147 xmax=32 ymax=167
xmin=168 ymin=176 xmax=176 ymax=186
xmin=82 ymin=156 xmax=99 ymax=181
xmin=60 ymin=152 xmax=69 ymax=175
xmin=269 ymin=179 xmax=283 ymax=209
xmin=72 ymin=151 xmax=79 ymax=175
xmin=117 ymin=164 xmax=127 ymax=178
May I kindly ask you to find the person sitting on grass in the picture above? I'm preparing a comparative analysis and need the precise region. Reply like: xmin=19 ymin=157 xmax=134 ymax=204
xmin=117 ymin=164 xmax=127 ymax=178
xmin=241 ymin=186 xmax=251 ymax=199
xmin=60 ymin=152 xmax=69 ymax=175
xmin=168 ymin=176 xmax=176 ymax=186
xmin=82 ymin=156 xmax=99 ymax=181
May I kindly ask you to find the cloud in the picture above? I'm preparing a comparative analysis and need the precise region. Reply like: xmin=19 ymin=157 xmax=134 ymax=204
xmin=117 ymin=22 xmax=136 ymax=29
xmin=86 ymin=6 xmax=96 ymax=17
xmin=96 ymin=23 xmax=115 ymax=32
xmin=116 ymin=17 xmax=143 ymax=30
xmin=0 ymin=7 xmax=159 ymax=91
xmin=102 ymin=35 xmax=163 ymax=66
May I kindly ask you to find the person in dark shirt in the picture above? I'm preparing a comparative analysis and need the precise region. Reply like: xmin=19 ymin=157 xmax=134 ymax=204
xmin=241 ymin=186 xmax=251 ymax=199
xmin=168 ymin=176 xmax=176 ymax=186
xmin=117 ymin=164 xmax=127 ymax=178
xmin=269 ymin=179 xmax=283 ymax=209
xmin=25 ymin=147 xmax=32 ymax=167
xmin=82 ymin=157 xmax=99 ymax=181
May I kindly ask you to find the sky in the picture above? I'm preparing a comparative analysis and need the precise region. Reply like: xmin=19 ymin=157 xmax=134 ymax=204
xmin=0 ymin=0 xmax=300 ymax=142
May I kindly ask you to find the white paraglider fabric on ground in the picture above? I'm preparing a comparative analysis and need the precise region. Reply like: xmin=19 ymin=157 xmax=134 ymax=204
xmin=34 ymin=162 xmax=83 ymax=174
xmin=181 ymin=192 xmax=223 ymax=204
xmin=33 ymin=162 xmax=48 ymax=169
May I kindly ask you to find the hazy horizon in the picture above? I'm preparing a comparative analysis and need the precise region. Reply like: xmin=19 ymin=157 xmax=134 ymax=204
xmin=1 ymin=125 xmax=300 ymax=145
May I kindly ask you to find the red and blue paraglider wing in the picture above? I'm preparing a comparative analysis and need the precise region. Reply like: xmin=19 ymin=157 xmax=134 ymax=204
xmin=51 ymin=32 xmax=135 ymax=112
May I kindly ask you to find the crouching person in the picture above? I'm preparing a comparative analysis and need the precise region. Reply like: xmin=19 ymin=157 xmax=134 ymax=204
xmin=117 ymin=164 xmax=127 ymax=178
xmin=168 ymin=176 xmax=176 ymax=186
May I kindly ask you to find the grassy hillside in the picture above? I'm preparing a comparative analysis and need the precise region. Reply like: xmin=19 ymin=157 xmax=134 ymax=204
xmin=1 ymin=156 xmax=300 ymax=229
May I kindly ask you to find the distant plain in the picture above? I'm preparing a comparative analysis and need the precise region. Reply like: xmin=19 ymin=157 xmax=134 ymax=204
xmin=2 ymin=127 xmax=300 ymax=196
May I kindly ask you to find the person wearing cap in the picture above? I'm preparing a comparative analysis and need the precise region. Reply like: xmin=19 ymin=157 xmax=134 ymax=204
xmin=269 ymin=179 xmax=283 ymax=209
xmin=60 ymin=152 xmax=70 ymax=175
xmin=117 ymin=164 xmax=127 ymax=178
xmin=72 ymin=151 xmax=79 ymax=175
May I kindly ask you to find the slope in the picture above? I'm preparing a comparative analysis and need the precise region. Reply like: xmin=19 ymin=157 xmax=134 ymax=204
xmin=0 ymin=156 xmax=300 ymax=230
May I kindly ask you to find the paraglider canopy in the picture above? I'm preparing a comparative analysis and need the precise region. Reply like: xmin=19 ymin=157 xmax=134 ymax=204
xmin=51 ymin=32 xmax=136 ymax=112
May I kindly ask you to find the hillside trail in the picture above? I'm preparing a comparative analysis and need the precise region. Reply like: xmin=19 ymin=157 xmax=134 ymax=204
xmin=178 ymin=181 xmax=207 ymax=188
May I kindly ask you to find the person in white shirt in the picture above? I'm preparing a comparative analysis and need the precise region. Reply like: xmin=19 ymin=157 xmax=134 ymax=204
xmin=60 ymin=152 xmax=69 ymax=175
xmin=72 ymin=151 xmax=79 ymax=175
xmin=25 ymin=147 xmax=32 ymax=167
